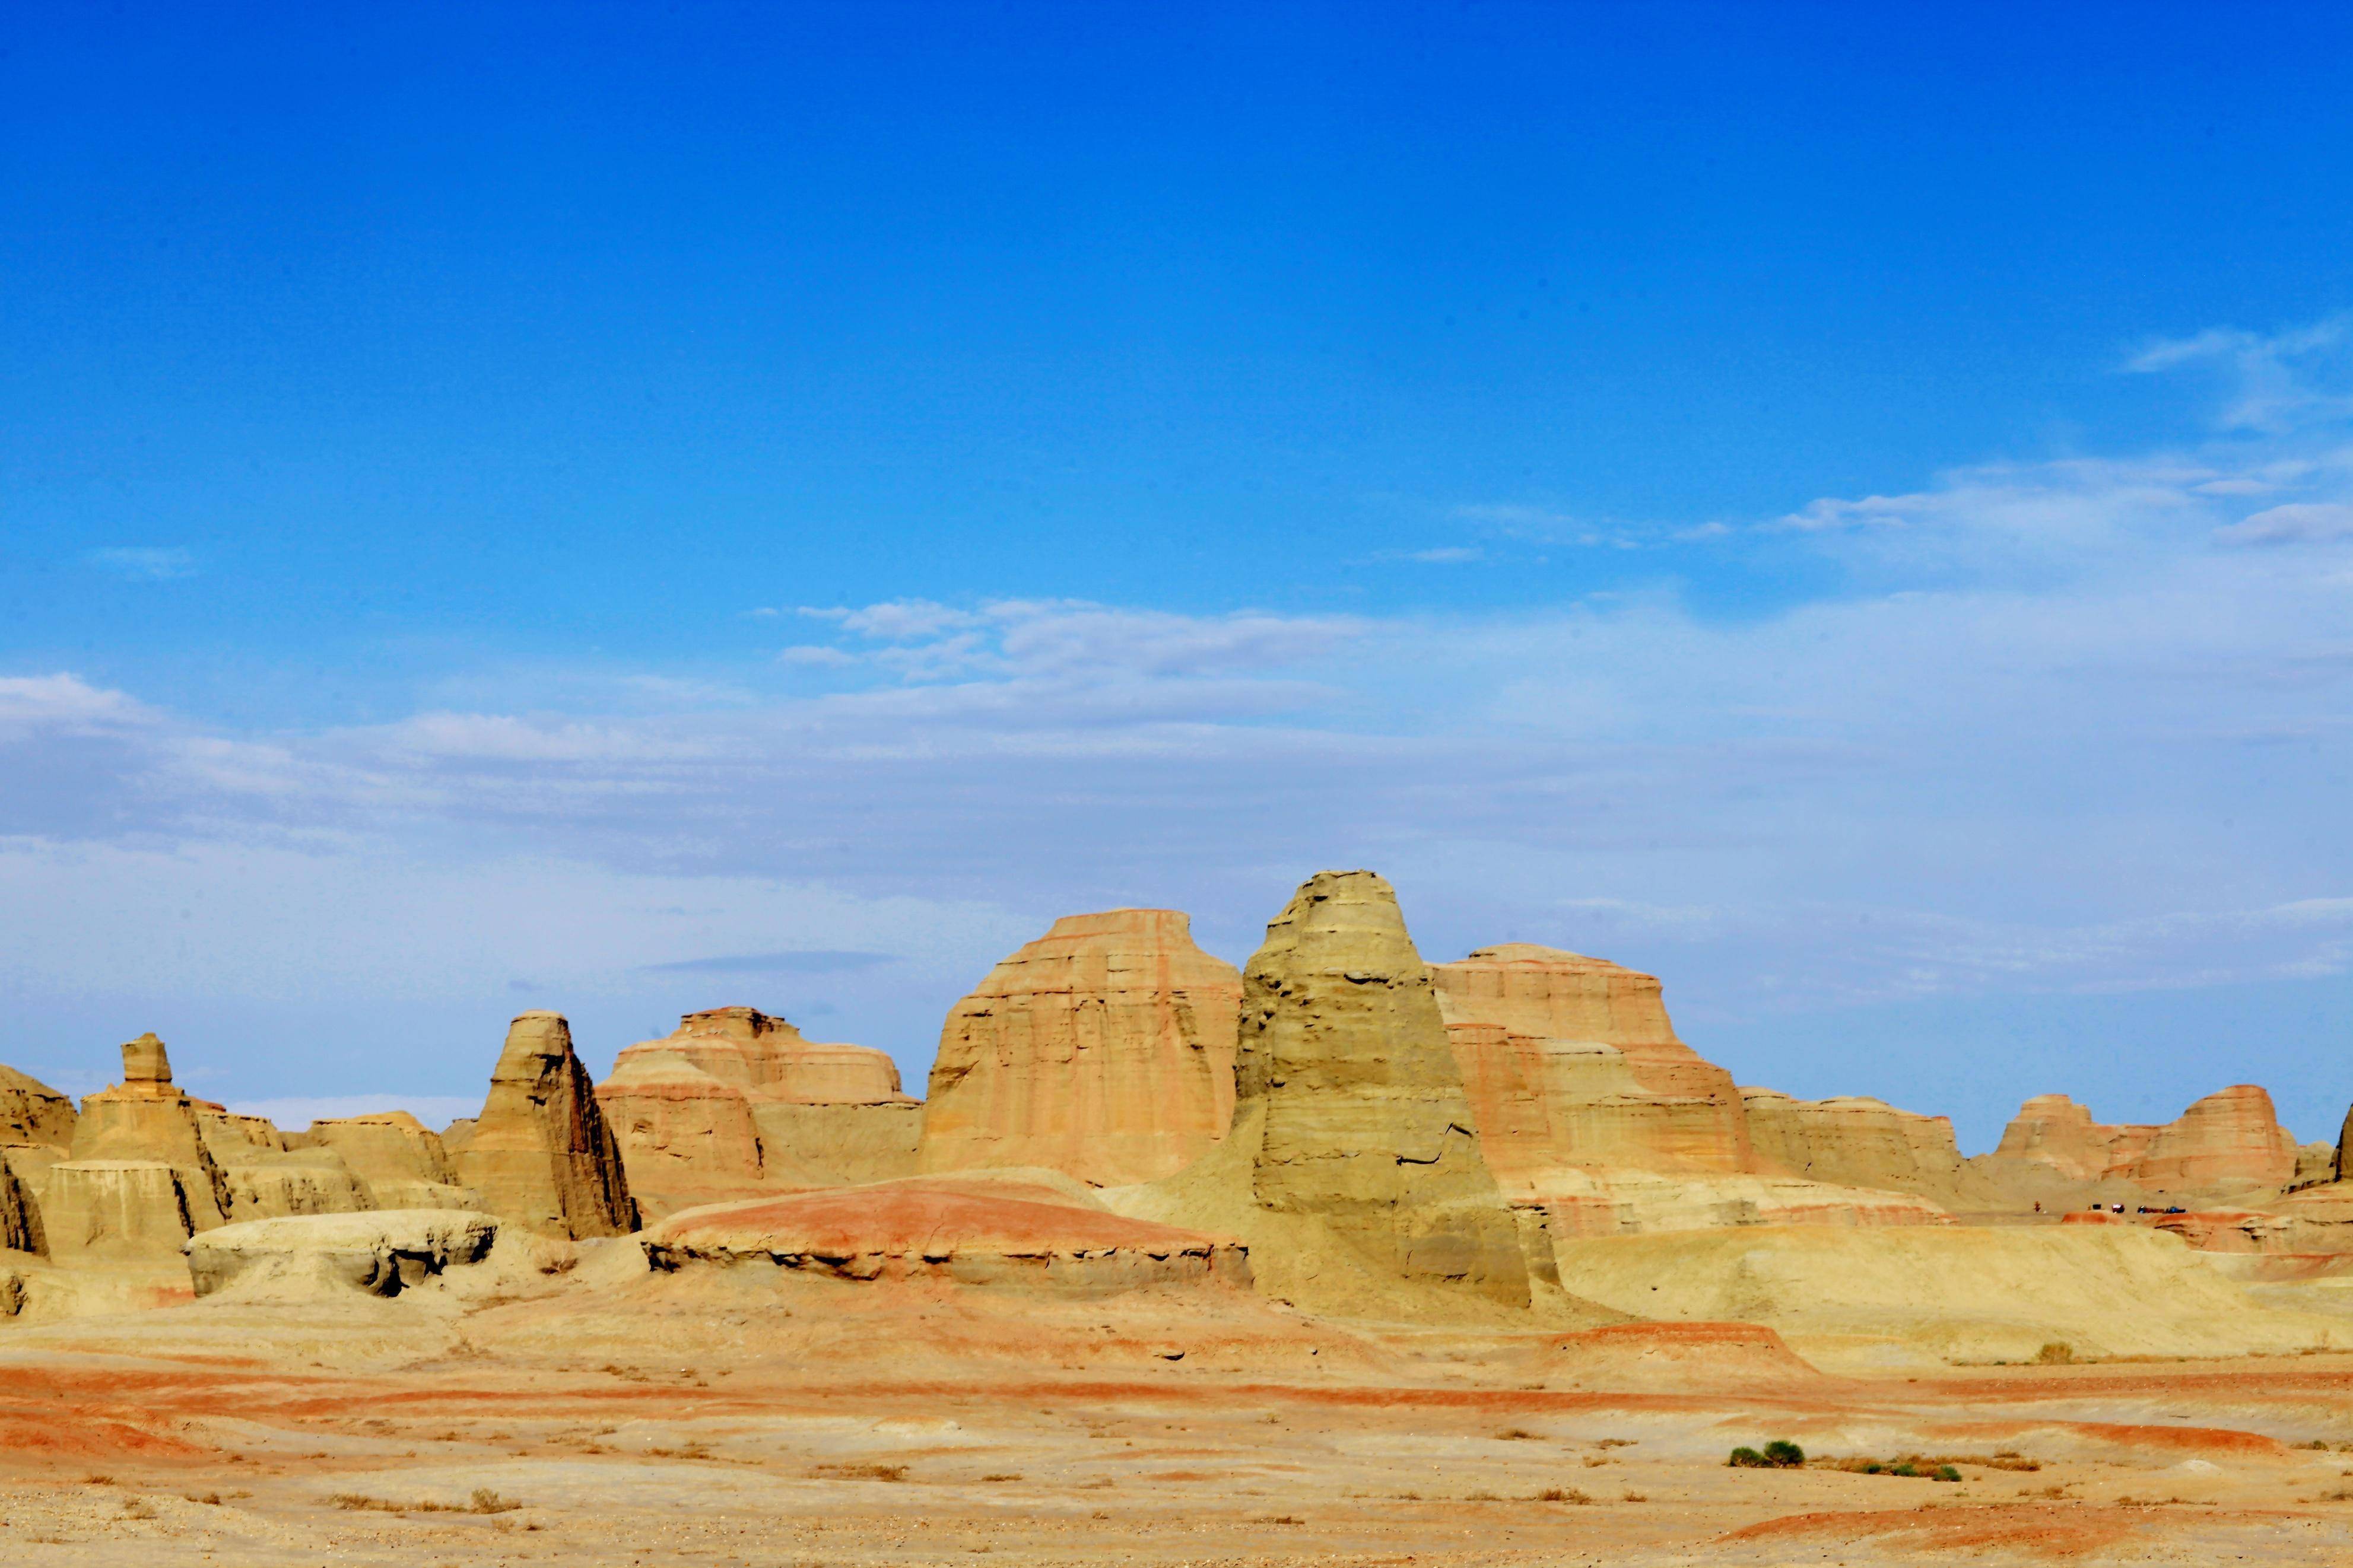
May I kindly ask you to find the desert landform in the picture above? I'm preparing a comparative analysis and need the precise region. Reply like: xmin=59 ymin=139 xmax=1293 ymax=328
xmin=6 ymin=869 xmax=2353 ymax=1566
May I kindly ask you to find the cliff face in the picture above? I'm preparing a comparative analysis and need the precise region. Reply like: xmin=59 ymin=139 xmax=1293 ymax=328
xmin=921 ymin=909 xmax=1243 ymax=1187
xmin=1231 ymin=872 xmax=1529 ymax=1305
xmin=599 ymin=1007 xmax=922 ymax=1216
xmin=1432 ymin=946 xmax=1753 ymax=1175
xmin=458 ymin=1012 xmax=637 ymax=1239
xmin=1 ymin=1064 xmax=77 ymax=1150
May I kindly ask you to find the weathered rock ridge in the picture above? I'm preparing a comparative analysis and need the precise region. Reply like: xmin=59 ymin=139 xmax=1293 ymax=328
xmin=921 ymin=909 xmax=1243 ymax=1187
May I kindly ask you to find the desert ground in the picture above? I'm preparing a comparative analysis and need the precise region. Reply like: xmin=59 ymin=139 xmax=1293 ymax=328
xmin=7 ymin=1255 xmax=2353 ymax=1568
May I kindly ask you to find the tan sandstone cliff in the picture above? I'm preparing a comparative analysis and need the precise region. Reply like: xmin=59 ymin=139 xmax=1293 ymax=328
xmin=458 ymin=1012 xmax=637 ymax=1238
xmin=597 ymin=1007 xmax=921 ymax=1217
xmin=920 ymin=909 xmax=1244 ymax=1187
xmin=1432 ymin=946 xmax=1752 ymax=1173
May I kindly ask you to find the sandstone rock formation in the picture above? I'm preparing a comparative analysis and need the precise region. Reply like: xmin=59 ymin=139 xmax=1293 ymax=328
xmin=596 ymin=1048 xmax=769 ymax=1207
xmin=920 ymin=910 xmax=1244 ymax=1187
xmin=1 ymin=1064 xmax=77 ymax=1150
xmin=1229 ymin=871 xmax=1529 ymax=1305
xmin=457 ymin=1012 xmax=637 ymax=1238
xmin=40 ymin=1160 xmax=208 ymax=1261
xmin=66 ymin=1035 xmax=229 ymax=1231
xmin=598 ymin=1007 xmax=923 ymax=1216
xmin=187 ymin=1210 xmax=498 ymax=1299
xmin=309 ymin=1111 xmax=476 ymax=1209
xmin=2339 ymin=1100 xmax=2352 ymax=1185
xmin=1741 ymin=1089 xmax=2003 ymax=1209
xmin=2130 ymin=1085 xmax=2298 ymax=1193
xmin=1982 ymin=1085 xmax=2301 ymax=1202
xmin=1424 ymin=949 xmax=1953 ymax=1238
xmin=644 ymin=1174 xmax=1247 ymax=1295
xmin=1987 ymin=1093 xmax=2124 ymax=1184
xmin=1433 ymin=946 xmax=1751 ymax=1173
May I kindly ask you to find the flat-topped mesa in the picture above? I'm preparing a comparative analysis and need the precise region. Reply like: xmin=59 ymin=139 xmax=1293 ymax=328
xmin=2126 ymin=1084 xmax=2298 ymax=1195
xmin=456 ymin=1012 xmax=636 ymax=1239
xmin=919 ymin=909 xmax=1243 ymax=1187
xmin=599 ymin=1008 xmax=922 ymax=1208
xmin=1431 ymin=945 xmax=1754 ymax=1175
xmin=1233 ymin=871 xmax=1529 ymax=1305
xmin=624 ymin=1006 xmax=912 ymax=1106
xmin=1 ymin=1063 xmax=77 ymax=1150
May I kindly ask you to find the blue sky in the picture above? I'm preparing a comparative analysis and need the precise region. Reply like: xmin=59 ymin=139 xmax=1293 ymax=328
xmin=4 ymin=3 xmax=2351 ymax=1147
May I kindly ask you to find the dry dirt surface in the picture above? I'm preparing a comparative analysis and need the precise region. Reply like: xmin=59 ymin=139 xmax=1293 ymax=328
xmin=7 ymin=1270 xmax=2353 ymax=1567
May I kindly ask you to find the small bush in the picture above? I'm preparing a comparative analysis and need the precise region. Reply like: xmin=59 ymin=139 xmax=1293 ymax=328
xmin=1535 ymin=1487 xmax=1592 ymax=1503
xmin=1764 ymin=1440 xmax=1805 ymax=1468
xmin=2035 ymin=1342 xmax=2074 ymax=1365
xmin=1890 ymin=1462 xmax=1920 ymax=1478
xmin=1728 ymin=1446 xmax=1769 ymax=1468
xmin=1935 ymin=1466 xmax=1962 ymax=1483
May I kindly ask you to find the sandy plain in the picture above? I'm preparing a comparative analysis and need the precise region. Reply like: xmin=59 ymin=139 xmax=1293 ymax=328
xmin=7 ymin=1255 xmax=2353 ymax=1568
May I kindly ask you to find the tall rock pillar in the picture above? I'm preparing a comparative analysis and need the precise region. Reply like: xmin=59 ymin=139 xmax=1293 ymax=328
xmin=1233 ymin=870 xmax=1529 ymax=1305
xmin=458 ymin=1012 xmax=637 ymax=1238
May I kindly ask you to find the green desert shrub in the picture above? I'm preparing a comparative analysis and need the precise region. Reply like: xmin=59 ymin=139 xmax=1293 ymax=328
xmin=1727 ymin=1446 xmax=1768 ymax=1468
xmin=1763 ymin=1440 xmax=1805 ymax=1468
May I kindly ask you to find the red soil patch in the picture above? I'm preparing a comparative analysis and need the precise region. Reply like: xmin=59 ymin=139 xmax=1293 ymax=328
xmin=1723 ymin=1503 xmax=2145 ymax=1559
xmin=2062 ymin=1421 xmax=2284 ymax=1456
xmin=0 ymin=1414 xmax=209 ymax=1464
xmin=653 ymin=1185 xmax=1229 ymax=1257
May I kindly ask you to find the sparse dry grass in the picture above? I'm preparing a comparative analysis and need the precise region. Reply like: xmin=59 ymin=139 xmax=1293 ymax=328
xmin=329 ymin=1487 xmax=519 ymax=1515
xmin=807 ymin=1462 xmax=909 ymax=1483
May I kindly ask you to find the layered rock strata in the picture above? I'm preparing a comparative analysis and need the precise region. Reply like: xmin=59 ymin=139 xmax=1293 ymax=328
xmin=1982 ymin=1085 xmax=2302 ymax=1201
xmin=1230 ymin=871 xmax=1529 ymax=1305
xmin=458 ymin=1012 xmax=637 ymax=1238
xmin=1433 ymin=946 xmax=1751 ymax=1173
xmin=598 ymin=1007 xmax=922 ymax=1215
xmin=1427 ymin=949 xmax=1950 ymax=1236
xmin=920 ymin=910 xmax=1244 ymax=1186
xmin=2130 ymin=1085 xmax=2298 ymax=1192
